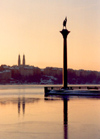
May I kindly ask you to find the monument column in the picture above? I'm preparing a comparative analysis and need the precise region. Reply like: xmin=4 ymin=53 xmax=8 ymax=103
xmin=60 ymin=28 xmax=70 ymax=88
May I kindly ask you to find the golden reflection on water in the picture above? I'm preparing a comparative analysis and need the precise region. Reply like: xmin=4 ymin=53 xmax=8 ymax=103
xmin=0 ymin=97 xmax=64 ymax=139
xmin=0 ymin=95 xmax=100 ymax=139
xmin=68 ymin=97 xmax=100 ymax=139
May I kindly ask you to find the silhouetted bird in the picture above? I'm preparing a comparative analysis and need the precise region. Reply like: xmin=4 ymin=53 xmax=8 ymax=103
xmin=63 ymin=17 xmax=67 ymax=28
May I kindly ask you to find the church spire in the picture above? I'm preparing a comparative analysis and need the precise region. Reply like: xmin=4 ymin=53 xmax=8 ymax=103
xmin=23 ymin=54 xmax=25 ymax=66
xmin=18 ymin=54 xmax=21 ymax=66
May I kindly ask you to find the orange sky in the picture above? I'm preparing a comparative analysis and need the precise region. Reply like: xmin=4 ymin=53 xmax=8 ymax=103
xmin=0 ymin=0 xmax=100 ymax=71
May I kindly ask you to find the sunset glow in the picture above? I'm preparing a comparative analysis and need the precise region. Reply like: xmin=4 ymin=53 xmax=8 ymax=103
xmin=0 ymin=0 xmax=100 ymax=71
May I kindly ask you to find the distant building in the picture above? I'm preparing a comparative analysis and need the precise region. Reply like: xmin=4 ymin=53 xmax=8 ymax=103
xmin=0 ymin=70 xmax=11 ymax=81
xmin=18 ymin=54 xmax=25 ymax=67
xmin=23 ymin=54 xmax=25 ymax=67
xmin=20 ymin=66 xmax=33 ymax=76
xmin=18 ymin=55 xmax=21 ymax=67
xmin=18 ymin=54 xmax=33 ymax=76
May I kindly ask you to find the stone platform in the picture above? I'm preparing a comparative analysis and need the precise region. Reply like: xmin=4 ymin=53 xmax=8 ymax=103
xmin=44 ymin=86 xmax=100 ymax=97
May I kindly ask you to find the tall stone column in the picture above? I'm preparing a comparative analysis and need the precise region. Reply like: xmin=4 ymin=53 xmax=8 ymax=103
xmin=60 ymin=29 xmax=70 ymax=88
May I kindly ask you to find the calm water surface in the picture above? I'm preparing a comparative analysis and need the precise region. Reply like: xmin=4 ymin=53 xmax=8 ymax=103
xmin=0 ymin=85 xmax=100 ymax=139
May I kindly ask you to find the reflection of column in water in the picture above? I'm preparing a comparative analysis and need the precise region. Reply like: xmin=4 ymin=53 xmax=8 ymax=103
xmin=22 ymin=97 xmax=25 ymax=115
xmin=63 ymin=98 xmax=68 ymax=139
xmin=18 ymin=97 xmax=21 ymax=115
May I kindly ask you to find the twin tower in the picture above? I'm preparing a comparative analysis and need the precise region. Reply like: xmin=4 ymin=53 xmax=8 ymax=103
xmin=18 ymin=54 xmax=25 ymax=67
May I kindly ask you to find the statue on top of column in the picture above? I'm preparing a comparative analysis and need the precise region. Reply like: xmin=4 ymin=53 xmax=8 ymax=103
xmin=63 ymin=17 xmax=67 ymax=29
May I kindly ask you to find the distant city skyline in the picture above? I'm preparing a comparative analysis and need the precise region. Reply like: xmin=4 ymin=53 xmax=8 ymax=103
xmin=0 ymin=0 xmax=100 ymax=71
xmin=1 ymin=53 xmax=100 ymax=72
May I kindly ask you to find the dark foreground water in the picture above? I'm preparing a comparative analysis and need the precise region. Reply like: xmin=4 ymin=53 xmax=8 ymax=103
xmin=0 ymin=85 xmax=100 ymax=139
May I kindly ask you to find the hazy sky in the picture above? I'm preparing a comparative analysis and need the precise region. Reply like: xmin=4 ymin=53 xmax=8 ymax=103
xmin=0 ymin=0 xmax=100 ymax=71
